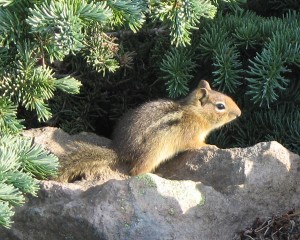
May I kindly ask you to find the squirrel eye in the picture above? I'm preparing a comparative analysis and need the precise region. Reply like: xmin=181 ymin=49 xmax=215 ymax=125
xmin=216 ymin=103 xmax=226 ymax=110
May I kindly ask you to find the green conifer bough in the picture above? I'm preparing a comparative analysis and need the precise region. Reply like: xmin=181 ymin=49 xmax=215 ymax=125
xmin=158 ymin=2 xmax=299 ymax=155
xmin=0 ymin=135 xmax=59 ymax=228
xmin=0 ymin=0 xmax=219 ymax=126
xmin=197 ymin=10 xmax=300 ymax=106
xmin=198 ymin=9 xmax=300 ymax=154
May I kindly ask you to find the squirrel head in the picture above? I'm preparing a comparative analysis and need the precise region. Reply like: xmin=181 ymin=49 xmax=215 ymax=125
xmin=184 ymin=80 xmax=241 ymax=128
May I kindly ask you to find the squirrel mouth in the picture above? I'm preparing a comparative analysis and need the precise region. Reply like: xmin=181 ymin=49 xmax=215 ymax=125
xmin=231 ymin=112 xmax=241 ymax=119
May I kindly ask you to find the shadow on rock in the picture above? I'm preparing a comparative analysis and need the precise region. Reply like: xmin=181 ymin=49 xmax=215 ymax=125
xmin=156 ymin=146 xmax=246 ymax=193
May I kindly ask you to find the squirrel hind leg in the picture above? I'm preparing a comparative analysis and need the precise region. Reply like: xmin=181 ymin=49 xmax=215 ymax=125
xmin=130 ymin=162 xmax=154 ymax=176
xmin=129 ymin=144 xmax=178 ymax=176
xmin=129 ymin=155 xmax=163 ymax=176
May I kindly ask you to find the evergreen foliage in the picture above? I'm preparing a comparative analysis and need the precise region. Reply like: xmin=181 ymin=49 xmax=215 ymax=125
xmin=197 ymin=10 xmax=300 ymax=107
xmin=0 ymin=135 xmax=59 ymax=228
xmin=44 ymin=0 xmax=299 ymax=156
xmin=0 ymin=98 xmax=24 ymax=134
xmin=160 ymin=47 xmax=197 ymax=98
xmin=199 ymin=9 xmax=300 ymax=154
xmin=0 ymin=0 xmax=216 ymax=124
xmin=152 ymin=0 xmax=217 ymax=47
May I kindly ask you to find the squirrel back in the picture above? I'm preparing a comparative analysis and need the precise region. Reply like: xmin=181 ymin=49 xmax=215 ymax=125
xmin=112 ymin=80 xmax=241 ymax=176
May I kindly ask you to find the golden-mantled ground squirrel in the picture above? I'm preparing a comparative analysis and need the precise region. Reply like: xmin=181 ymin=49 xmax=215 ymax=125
xmin=57 ymin=80 xmax=241 ymax=182
xmin=112 ymin=80 xmax=241 ymax=176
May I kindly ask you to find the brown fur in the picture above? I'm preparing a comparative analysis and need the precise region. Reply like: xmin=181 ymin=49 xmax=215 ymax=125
xmin=112 ymin=80 xmax=241 ymax=176
xmin=56 ymin=143 xmax=120 ymax=183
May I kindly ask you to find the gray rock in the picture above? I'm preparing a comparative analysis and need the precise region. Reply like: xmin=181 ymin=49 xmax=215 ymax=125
xmin=1 ymin=127 xmax=299 ymax=240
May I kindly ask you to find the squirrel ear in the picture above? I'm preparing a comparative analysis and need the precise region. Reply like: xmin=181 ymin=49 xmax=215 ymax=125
xmin=198 ymin=80 xmax=212 ymax=90
xmin=198 ymin=88 xmax=209 ymax=106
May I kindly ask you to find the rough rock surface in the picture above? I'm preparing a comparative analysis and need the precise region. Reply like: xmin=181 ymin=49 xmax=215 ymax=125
xmin=0 ymin=127 xmax=299 ymax=240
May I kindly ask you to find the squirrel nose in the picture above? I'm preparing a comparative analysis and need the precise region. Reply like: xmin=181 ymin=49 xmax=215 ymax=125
xmin=235 ymin=108 xmax=241 ymax=117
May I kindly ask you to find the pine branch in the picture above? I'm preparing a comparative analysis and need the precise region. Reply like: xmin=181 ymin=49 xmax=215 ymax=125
xmin=0 ymin=145 xmax=20 ymax=173
xmin=0 ymin=183 xmax=24 ymax=206
xmin=0 ymin=44 xmax=82 ymax=121
xmin=75 ymin=1 xmax=112 ymax=23
xmin=233 ymin=18 xmax=261 ymax=49
xmin=198 ymin=23 xmax=230 ymax=59
xmin=1 ymin=171 xmax=39 ymax=196
xmin=246 ymin=50 xmax=291 ymax=107
xmin=28 ymin=2 xmax=83 ymax=60
xmin=198 ymin=20 xmax=243 ymax=92
xmin=198 ymin=10 xmax=300 ymax=106
xmin=0 ymin=201 xmax=13 ymax=229
xmin=0 ymin=134 xmax=59 ymax=228
xmin=212 ymin=43 xmax=243 ymax=93
xmin=0 ymin=0 xmax=13 ymax=7
xmin=0 ymin=135 xmax=59 ymax=178
xmin=54 ymin=75 xmax=83 ymax=94
xmin=0 ymin=97 xmax=24 ymax=134
xmin=246 ymin=11 xmax=300 ymax=106
xmin=20 ymin=142 xmax=59 ymax=179
xmin=107 ymin=0 xmax=145 ymax=33
xmin=82 ymin=29 xmax=120 ymax=75
xmin=160 ymin=47 xmax=196 ymax=98
xmin=0 ymin=6 xmax=21 ymax=45
xmin=1 ymin=0 xmax=218 ymax=126
xmin=153 ymin=0 xmax=217 ymax=47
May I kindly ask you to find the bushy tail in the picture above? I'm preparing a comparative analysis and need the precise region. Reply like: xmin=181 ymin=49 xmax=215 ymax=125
xmin=55 ymin=143 xmax=127 ymax=183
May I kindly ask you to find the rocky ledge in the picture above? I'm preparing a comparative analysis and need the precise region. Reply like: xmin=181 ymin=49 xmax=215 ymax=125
xmin=0 ymin=127 xmax=299 ymax=240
